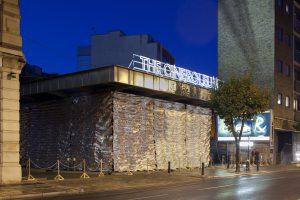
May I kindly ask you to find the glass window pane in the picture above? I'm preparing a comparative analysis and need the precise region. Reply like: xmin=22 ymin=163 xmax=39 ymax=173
xmin=286 ymin=96 xmax=290 ymax=107
xmin=278 ymin=93 xmax=282 ymax=105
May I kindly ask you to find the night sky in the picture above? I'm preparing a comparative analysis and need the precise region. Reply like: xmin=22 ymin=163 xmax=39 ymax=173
xmin=20 ymin=0 xmax=217 ymax=76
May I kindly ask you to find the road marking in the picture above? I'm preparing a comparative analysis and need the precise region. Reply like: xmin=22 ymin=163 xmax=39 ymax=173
xmin=197 ymin=184 xmax=237 ymax=191
xmin=259 ymin=177 xmax=286 ymax=181
xmin=197 ymin=176 xmax=288 ymax=191
xmin=127 ymin=193 xmax=168 ymax=200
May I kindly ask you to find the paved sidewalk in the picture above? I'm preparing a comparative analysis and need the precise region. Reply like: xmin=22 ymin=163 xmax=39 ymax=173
xmin=0 ymin=164 xmax=299 ymax=199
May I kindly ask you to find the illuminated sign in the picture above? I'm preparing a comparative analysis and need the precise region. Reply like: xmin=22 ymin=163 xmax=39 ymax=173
xmin=129 ymin=54 xmax=218 ymax=89
xmin=217 ymin=112 xmax=271 ymax=141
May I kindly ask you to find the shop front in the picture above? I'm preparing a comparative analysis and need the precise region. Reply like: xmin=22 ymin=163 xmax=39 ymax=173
xmin=215 ymin=111 xmax=272 ymax=165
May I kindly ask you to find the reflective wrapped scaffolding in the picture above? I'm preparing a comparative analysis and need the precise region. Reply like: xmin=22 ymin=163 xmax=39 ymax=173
xmin=21 ymin=91 xmax=212 ymax=172
xmin=113 ymin=92 xmax=211 ymax=171
xmin=153 ymin=100 xmax=186 ymax=170
xmin=20 ymin=93 xmax=113 ymax=172
xmin=113 ymin=92 xmax=156 ymax=172
xmin=186 ymin=105 xmax=211 ymax=167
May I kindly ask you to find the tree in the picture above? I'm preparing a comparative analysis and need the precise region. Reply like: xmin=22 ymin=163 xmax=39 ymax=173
xmin=209 ymin=73 xmax=269 ymax=173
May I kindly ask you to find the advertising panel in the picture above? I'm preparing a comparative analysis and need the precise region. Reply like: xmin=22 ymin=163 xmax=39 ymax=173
xmin=217 ymin=111 xmax=270 ymax=141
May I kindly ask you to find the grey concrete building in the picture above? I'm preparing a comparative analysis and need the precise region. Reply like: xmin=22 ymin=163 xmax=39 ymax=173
xmin=218 ymin=0 xmax=300 ymax=164
xmin=77 ymin=30 xmax=174 ymax=71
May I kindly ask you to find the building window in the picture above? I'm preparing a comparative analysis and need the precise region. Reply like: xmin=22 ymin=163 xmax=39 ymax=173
xmin=296 ymin=70 xmax=300 ymax=81
xmin=278 ymin=93 xmax=282 ymax=105
xmin=278 ymin=60 xmax=283 ymax=73
xmin=278 ymin=28 xmax=283 ymax=41
xmin=286 ymin=64 xmax=290 ymax=76
xmin=286 ymin=4 xmax=290 ymax=15
xmin=277 ymin=0 xmax=283 ymax=8
xmin=294 ymin=99 xmax=298 ymax=111
xmin=285 ymin=34 xmax=290 ymax=46
xmin=286 ymin=96 xmax=290 ymax=107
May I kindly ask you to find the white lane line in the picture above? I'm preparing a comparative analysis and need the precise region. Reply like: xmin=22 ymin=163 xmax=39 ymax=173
xmin=127 ymin=193 xmax=168 ymax=200
xmin=197 ymin=176 xmax=288 ymax=191
xmin=197 ymin=184 xmax=237 ymax=191
xmin=259 ymin=177 xmax=286 ymax=181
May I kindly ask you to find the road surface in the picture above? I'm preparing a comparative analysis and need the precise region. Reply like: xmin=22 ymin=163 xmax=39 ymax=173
xmin=44 ymin=170 xmax=300 ymax=200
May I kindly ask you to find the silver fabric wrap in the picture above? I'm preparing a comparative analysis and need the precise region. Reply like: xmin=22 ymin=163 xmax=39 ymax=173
xmin=186 ymin=105 xmax=211 ymax=167
xmin=21 ymin=91 xmax=211 ymax=172
xmin=113 ymin=92 xmax=211 ymax=171
xmin=113 ymin=92 xmax=156 ymax=172
xmin=20 ymin=93 xmax=113 ymax=171
xmin=153 ymin=100 xmax=186 ymax=170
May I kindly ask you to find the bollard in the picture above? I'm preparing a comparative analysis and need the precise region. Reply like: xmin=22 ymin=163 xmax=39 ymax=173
xmin=246 ymin=160 xmax=250 ymax=171
xmin=221 ymin=156 xmax=224 ymax=166
xmin=168 ymin=161 xmax=171 ymax=174
xmin=227 ymin=155 xmax=230 ymax=169
xmin=257 ymin=161 xmax=259 ymax=171
xmin=146 ymin=158 xmax=150 ymax=174
xmin=80 ymin=159 xmax=90 ymax=179
xmin=98 ymin=159 xmax=104 ymax=176
xmin=210 ymin=159 xmax=214 ymax=168
xmin=199 ymin=159 xmax=202 ymax=174
xmin=240 ymin=158 xmax=243 ymax=168
xmin=201 ymin=162 xmax=205 ymax=176
xmin=27 ymin=158 xmax=36 ymax=181
xmin=54 ymin=160 xmax=64 ymax=180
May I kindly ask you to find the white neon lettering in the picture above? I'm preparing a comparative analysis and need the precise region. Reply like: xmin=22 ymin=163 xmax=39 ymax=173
xmin=139 ymin=56 xmax=148 ymax=70
xmin=164 ymin=64 xmax=172 ymax=77
xmin=130 ymin=54 xmax=218 ymax=89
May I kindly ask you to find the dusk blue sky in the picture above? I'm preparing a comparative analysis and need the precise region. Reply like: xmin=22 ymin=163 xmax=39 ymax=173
xmin=20 ymin=0 xmax=217 ymax=76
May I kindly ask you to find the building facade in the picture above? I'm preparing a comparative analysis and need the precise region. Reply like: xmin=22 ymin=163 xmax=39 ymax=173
xmin=218 ymin=0 xmax=300 ymax=164
xmin=0 ymin=0 xmax=25 ymax=184
xmin=77 ymin=30 xmax=175 ymax=71
xmin=20 ymin=65 xmax=215 ymax=172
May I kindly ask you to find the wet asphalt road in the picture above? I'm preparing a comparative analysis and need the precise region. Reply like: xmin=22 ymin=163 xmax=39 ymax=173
xmin=45 ymin=170 xmax=300 ymax=200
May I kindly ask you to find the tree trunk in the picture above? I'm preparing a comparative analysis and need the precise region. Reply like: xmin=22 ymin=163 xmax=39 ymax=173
xmin=235 ymin=140 xmax=240 ymax=173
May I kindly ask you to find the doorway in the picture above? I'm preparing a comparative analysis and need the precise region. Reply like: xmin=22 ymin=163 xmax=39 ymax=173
xmin=277 ymin=132 xmax=293 ymax=164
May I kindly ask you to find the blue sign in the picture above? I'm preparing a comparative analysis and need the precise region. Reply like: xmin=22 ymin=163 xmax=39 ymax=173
xmin=217 ymin=112 xmax=271 ymax=141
